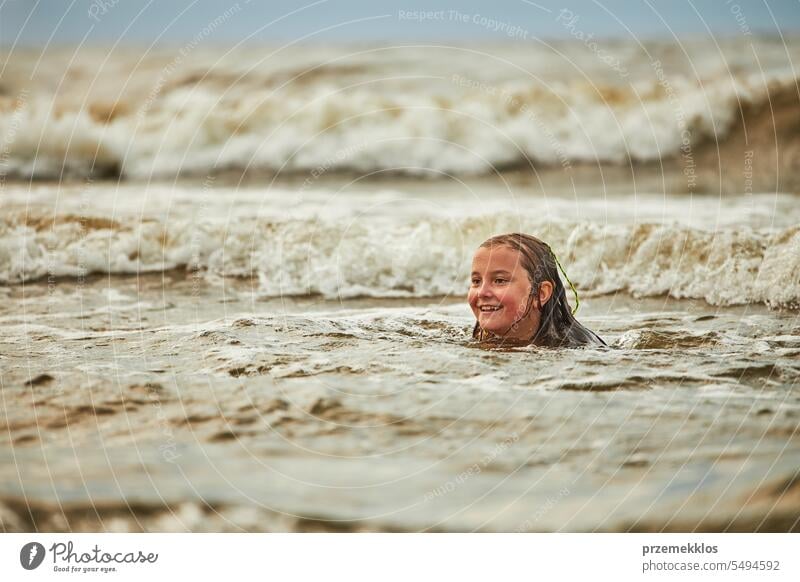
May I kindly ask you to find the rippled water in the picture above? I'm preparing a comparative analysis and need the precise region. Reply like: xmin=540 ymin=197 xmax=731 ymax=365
xmin=2 ymin=34 xmax=799 ymax=532
xmin=1 ymin=175 xmax=798 ymax=532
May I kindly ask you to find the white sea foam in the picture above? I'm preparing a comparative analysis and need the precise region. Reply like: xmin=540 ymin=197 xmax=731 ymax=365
xmin=0 ymin=40 xmax=797 ymax=179
xmin=2 ymin=210 xmax=798 ymax=308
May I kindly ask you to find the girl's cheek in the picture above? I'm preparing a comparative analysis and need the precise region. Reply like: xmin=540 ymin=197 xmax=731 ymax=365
xmin=513 ymin=295 xmax=529 ymax=316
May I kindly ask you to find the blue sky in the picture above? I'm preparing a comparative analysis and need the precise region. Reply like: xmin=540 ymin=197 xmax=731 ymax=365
xmin=2 ymin=0 xmax=799 ymax=46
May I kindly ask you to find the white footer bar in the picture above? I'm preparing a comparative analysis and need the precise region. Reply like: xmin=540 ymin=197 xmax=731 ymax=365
xmin=1 ymin=533 xmax=796 ymax=581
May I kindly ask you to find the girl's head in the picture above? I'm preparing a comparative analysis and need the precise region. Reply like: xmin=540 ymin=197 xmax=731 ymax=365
xmin=468 ymin=233 xmax=601 ymax=347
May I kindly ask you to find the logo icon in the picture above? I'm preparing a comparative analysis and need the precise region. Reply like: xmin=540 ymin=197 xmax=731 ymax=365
xmin=20 ymin=542 xmax=46 ymax=570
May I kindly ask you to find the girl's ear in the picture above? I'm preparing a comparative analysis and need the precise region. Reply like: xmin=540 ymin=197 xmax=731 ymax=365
xmin=538 ymin=280 xmax=554 ymax=307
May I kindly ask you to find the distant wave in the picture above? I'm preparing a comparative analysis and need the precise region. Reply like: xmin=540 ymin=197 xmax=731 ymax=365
xmin=0 ymin=50 xmax=797 ymax=180
xmin=2 ymin=212 xmax=798 ymax=308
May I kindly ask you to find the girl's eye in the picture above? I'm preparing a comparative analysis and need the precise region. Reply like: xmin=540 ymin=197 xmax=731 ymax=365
xmin=494 ymin=278 xmax=508 ymax=284
xmin=471 ymin=279 xmax=480 ymax=286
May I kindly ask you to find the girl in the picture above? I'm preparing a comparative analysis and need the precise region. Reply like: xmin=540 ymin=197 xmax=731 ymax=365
xmin=469 ymin=233 xmax=605 ymax=347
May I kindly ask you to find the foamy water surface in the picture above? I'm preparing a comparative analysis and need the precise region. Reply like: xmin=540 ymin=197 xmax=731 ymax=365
xmin=1 ymin=37 xmax=798 ymax=178
xmin=1 ymin=36 xmax=799 ymax=533
xmin=1 ymin=175 xmax=799 ymax=532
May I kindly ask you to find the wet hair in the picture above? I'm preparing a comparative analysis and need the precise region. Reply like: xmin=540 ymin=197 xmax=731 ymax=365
xmin=472 ymin=233 xmax=606 ymax=348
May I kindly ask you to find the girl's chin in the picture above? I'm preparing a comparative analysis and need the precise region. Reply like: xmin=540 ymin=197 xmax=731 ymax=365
xmin=478 ymin=318 xmax=512 ymax=335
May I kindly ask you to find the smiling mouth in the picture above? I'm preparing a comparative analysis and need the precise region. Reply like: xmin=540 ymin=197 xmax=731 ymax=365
xmin=479 ymin=306 xmax=502 ymax=312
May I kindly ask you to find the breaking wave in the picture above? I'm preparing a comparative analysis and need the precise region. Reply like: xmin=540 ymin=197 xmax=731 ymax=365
xmin=0 ymin=43 xmax=797 ymax=179
xmin=2 ymin=212 xmax=798 ymax=308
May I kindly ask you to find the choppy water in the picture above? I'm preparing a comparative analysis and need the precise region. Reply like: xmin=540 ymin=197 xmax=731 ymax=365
xmin=1 ymin=175 xmax=799 ymax=532
xmin=1 ymin=37 xmax=799 ymax=532
xmin=2 ymin=178 xmax=800 ymax=306
xmin=1 ymin=37 xmax=799 ymax=179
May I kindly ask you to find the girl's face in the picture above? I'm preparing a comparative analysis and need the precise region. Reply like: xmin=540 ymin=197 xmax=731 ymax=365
xmin=468 ymin=245 xmax=536 ymax=338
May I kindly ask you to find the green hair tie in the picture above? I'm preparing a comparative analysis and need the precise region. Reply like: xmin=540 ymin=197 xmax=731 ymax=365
xmin=548 ymin=245 xmax=580 ymax=315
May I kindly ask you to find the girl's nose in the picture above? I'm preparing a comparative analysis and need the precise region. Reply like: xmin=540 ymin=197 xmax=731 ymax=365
xmin=479 ymin=282 xmax=494 ymax=297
